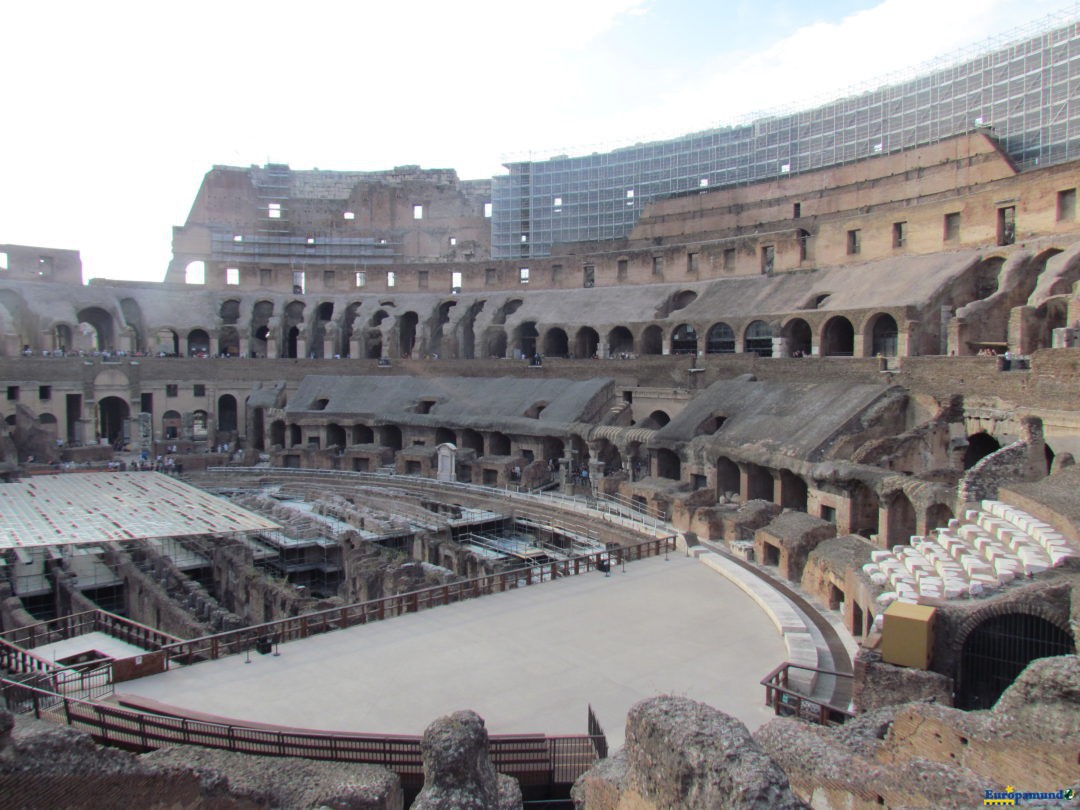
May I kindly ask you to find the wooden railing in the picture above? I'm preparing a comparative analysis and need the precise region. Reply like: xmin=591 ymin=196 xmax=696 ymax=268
xmin=1 ymin=680 xmax=603 ymax=797
xmin=760 ymin=662 xmax=855 ymax=726
xmin=161 ymin=537 xmax=675 ymax=669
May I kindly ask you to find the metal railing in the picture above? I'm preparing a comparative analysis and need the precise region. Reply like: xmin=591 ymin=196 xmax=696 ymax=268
xmin=0 ymin=679 xmax=603 ymax=796
xmin=160 ymin=537 xmax=674 ymax=669
xmin=0 ymin=608 xmax=182 ymax=652
xmin=199 ymin=467 xmax=672 ymax=538
xmin=586 ymin=705 xmax=608 ymax=760
xmin=760 ymin=662 xmax=855 ymax=726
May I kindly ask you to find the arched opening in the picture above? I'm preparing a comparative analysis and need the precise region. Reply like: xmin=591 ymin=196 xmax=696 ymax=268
xmin=192 ymin=409 xmax=209 ymax=439
xmin=869 ymin=314 xmax=899 ymax=357
xmin=459 ymin=300 xmax=485 ymax=359
xmin=543 ymin=437 xmax=565 ymax=466
xmin=670 ymin=324 xmax=698 ymax=355
xmin=97 ymin=397 xmax=130 ymax=446
xmin=607 ymin=326 xmax=634 ymax=357
xmin=379 ymin=425 xmax=402 ymax=451
xmin=716 ymin=457 xmax=740 ymax=497
xmin=574 ymin=326 xmax=599 ymax=359
xmin=162 ymin=410 xmax=182 ymax=440
xmin=972 ymin=256 xmax=1004 ymax=300
xmin=886 ymin=491 xmax=916 ymax=548
xmin=642 ymin=410 xmax=670 ymax=429
xmin=461 ymin=429 xmax=484 ymax=454
xmin=187 ymin=329 xmax=210 ymax=357
xmin=217 ymin=395 xmax=237 ymax=433
xmin=342 ymin=302 xmax=362 ymax=357
xmin=429 ymin=300 xmax=457 ymax=358
xmin=543 ymin=328 xmax=569 ymax=358
xmin=220 ymin=299 xmax=240 ymax=325
xmin=219 ymin=327 xmax=240 ymax=357
xmin=1045 ymin=442 xmax=1056 ymax=473
xmin=184 ymin=260 xmax=205 ymax=285
xmin=656 ymin=448 xmax=681 ymax=480
xmin=284 ymin=301 xmax=305 ymax=358
xmin=781 ymin=318 xmax=811 ymax=357
xmin=76 ymin=307 xmax=115 ymax=352
xmin=269 ymin=420 xmax=286 ymax=448
xmin=436 ymin=427 xmax=457 ymax=446
xmin=594 ymin=440 xmax=622 ymax=476
xmin=821 ymin=316 xmax=855 ymax=356
xmin=483 ymin=328 xmax=507 ymax=359
xmin=849 ymin=481 xmax=880 ymax=537
xmin=964 ymin=432 xmax=1001 ymax=470
xmin=926 ymin=503 xmax=953 ymax=533
xmin=513 ymin=322 xmax=538 ymax=358
xmin=399 ymin=311 xmax=419 ymax=357
xmin=488 ymin=432 xmax=511 ymax=456
xmin=352 ymin=424 xmax=374 ymax=444
xmin=251 ymin=301 xmax=273 ymax=358
xmin=326 ymin=423 xmax=346 ymax=448
xmin=289 ymin=424 xmax=302 ymax=447
xmin=779 ymin=469 xmax=808 ymax=511
xmin=745 ymin=463 xmax=773 ymax=502
xmin=744 ymin=321 xmax=773 ymax=357
xmin=1035 ymin=298 xmax=1070 ymax=350
xmin=957 ymin=613 xmax=1074 ymax=710
xmin=641 ymin=325 xmax=663 ymax=355
xmin=37 ymin=413 xmax=58 ymax=446
xmin=705 ymin=322 xmax=735 ymax=354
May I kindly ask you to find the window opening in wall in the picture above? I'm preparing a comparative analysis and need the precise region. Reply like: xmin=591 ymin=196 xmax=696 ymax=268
xmin=355 ymin=271 xmax=366 ymax=288
xmin=552 ymin=264 xmax=563 ymax=283
xmin=194 ymin=384 xmax=206 ymax=397
xmin=847 ymin=229 xmax=861 ymax=255
xmin=233 ymin=234 xmax=243 ymax=242
xmin=0 ymin=252 xmax=7 ymax=270
xmin=583 ymin=264 xmax=595 ymax=288
xmin=997 ymin=206 xmax=1016 ymax=246
xmin=449 ymin=236 xmax=457 ymax=246
xmin=484 ymin=202 xmax=492 ymax=218
xmin=185 ymin=261 xmax=205 ymax=285
xmin=1057 ymin=188 xmax=1076 ymax=222
xmin=652 ymin=256 xmax=664 ymax=276
xmin=893 ymin=221 xmax=907 ymax=248
xmin=306 ymin=236 xmax=316 ymax=246
xmin=520 ymin=234 xmax=528 ymax=243
xmin=821 ymin=505 xmax=836 ymax=523
xmin=260 ymin=268 xmax=272 ymax=286
xmin=166 ymin=384 xmax=178 ymax=397
xmin=687 ymin=252 xmax=699 ymax=273
xmin=387 ymin=271 xmax=397 ymax=288
xmin=486 ymin=268 xmax=497 ymax=285
xmin=780 ymin=163 xmax=790 ymax=173
xmin=723 ymin=248 xmax=736 ymax=272
xmin=7 ymin=386 xmax=19 ymax=401
xmin=413 ymin=204 xmax=423 ymax=220
xmin=37 ymin=256 xmax=52 ymax=277
xmin=39 ymin=385 xmax=51 ymax=401
xmin=797 ymin=229 xmax=810 ymax=262
xmin=519 ymin=267 xmax=530 ymax=284
xmin=617 ymin=259 xmax=628 ymax=281
xmin=699 ymin=178 xmax=709 ymax=188
xmin=226 ymin=267 xmax=239 ymax=285
xmin=268 ymin=202 xmax=281 ymax=219
xmin=324 ymin=270 xmax=335 ymax=287
xmin=418 ymin=270 xmax=429 ymax=289
xmin=343 ymin=211 xmax=355 ymax=220
xmin=451 ymin=271 xmax=462 ymax=293
xmin=292 ymin=270 xmax=305 ymax=294
xmin=793 ymin=202 xmax=801 ymax=218
xmin=944 ymin=211 xmax=961 ymax=242
xmin=553 ymin=196 xmax=562 ymax=208
xmin=760 ymin=245 xmax=774 ymax=274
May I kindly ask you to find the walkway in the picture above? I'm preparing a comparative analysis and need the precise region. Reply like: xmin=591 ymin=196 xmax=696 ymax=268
xmin=117 ymin=554 xmax=786 ymax=748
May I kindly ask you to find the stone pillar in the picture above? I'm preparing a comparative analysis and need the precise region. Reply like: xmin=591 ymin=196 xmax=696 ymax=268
xmin=899 ymin=319 xmax=919 ymax=357
xmin=267 ymin=336 xmax=280 ymax=359
xmin=209 ymin=335 xmax=219 ymax=357
xmin=948 ymin=317 xmax=969 ymax=356
xmin=296 ymin=334 xmax=308 ymax=359
xmin=323 ymin=336 xmax=334 ymax=358
xmin=178 ymin=334 xmax=189 ymax=357
xmin=238 ymin=334 xmax=250 ymax=357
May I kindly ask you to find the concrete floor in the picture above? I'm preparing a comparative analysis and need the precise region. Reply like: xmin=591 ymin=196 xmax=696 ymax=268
xmin=117 ymin=555 xmax=787 ymax=747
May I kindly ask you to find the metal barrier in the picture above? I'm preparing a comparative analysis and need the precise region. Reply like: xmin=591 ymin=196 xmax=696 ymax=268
xmin=760 ymin=662 xmax=855 ymax=726
xmin=586 ymin=705 xmax=608 ymax=760
xmin=0 ymin=608 xmax=182 ymax=651
xmin=0 ymin=679 xmax=602 ymax=796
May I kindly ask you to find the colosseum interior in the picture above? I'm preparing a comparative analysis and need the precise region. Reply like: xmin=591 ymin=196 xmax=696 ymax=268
xmin=1 ymin=16 xmax=1079 ymax=810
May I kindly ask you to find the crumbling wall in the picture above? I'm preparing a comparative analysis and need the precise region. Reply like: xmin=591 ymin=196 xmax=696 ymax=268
xmin=210 ymin=542 xmax=318 ymax=625
xmin=573 ymin=696 xmax=807 ymax=810
xmin=958 ymin=415 xmax=1048 ymax=503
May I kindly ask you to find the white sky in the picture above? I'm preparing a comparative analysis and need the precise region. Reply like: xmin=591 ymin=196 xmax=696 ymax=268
xmin=2 ymin=0 xmax=1074 ymax=283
